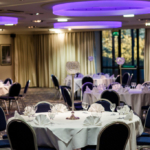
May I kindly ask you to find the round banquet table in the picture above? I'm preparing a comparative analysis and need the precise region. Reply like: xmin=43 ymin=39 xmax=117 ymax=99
xmin=9 ymin=111 xmax=143 ymax=150
xmin=65 ymin=77 xmax=115 ymax=93
xmin=83 ymin=90 xmax=150 ymax=118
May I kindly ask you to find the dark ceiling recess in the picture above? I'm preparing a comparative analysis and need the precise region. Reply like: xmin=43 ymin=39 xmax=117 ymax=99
xmin=7 ymin=10 xmax=24 ymax=13
xmin=138 ymin=18 xmax=150 ymax=21
xmin=39 ymin=27 xmax=50 ymax=28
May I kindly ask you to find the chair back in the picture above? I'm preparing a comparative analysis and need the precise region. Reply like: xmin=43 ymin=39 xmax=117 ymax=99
xmin=0 ymin=107 xmax=6 ymax=131
xmin=9 ymin=83 xmax=21 ymax=97
xmin=63 ymin=88 xmax=72 ymax=107
xmin=96 ymin=122 xmax=130 ymax=150
xmin=75 ymin=72 xmax=80 ymax=77
xmin=95 ymin=99 xmax=112 ymax=111
xmin=24 ymin=80 xmax=30 ymax=94
xmin=128 ymin=74 xmax=133 ymax=85
xmin=7 ymin=119 xmax=38 ymax=150
xmin=107 ymin=82 xmax=120 ymax=89
xmin=101 ymin=90 xmax=120 ymax=107
xmin=4 ymin=78 xmax=13 ymax=84
xmin=122 ymin=73 xmax=130 ymax=85
xmin=82 ymin=76 xmax=93 ymax=85
xmin=144 ymin=106 xmax=150 ymax=129
xmin=35 ymin=101 xmax=52 ymax=113
xmin=97 ymin=73 xmax=105 ymax=75
xmin=51 ymin=75 xmax=59 ymax=90
xmin=142 ymin=81 xmax=150 ymax=87
xmin=115 ymin=75 xmax=120 ymax=83
xmin=82 ymin=82 xmax=93 ymax=95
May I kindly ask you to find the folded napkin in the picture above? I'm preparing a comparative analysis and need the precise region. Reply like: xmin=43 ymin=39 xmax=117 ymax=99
xmin=112 ymin=84 xmax=121 ymax=90
xmin=122 ymin=105 xmax=130 ymax=115
xmin=110 ymin=74 xmax=114 ymax=79
xmin=52 ymin=104 xmax=68 ymax=113
xmin=93 ymin=74 xmax=100 ymax=78
xmin=83 ymin=116 xmax=101 ymax=126
xmin=105 ymin=74 xmax=110 ymax=78
xmin=85 ymin=86 xmax=91 ymax=93
xmin=34 ymin=114 xmax=51 ymax=125
xmin=124 ymin=110 xmax=133 ymax=121
xmin=0 ymin=82 xmax=3 ymax=87
xmin=88 ymin=103 xmax=105 ymax=112
xmin=14 ymin=111 xmax=25 ymax=121
xmin=136 ymin=84 xmax=142 ymax=89
xmin=117 ymin=87 xmax=129 ymax=94
xmin=100 ymin=75 xmax=106 ymax=79
xmin=97 ymin=84 xmax=105 ymax=91
xmin=23 ymin=106 xmax=35 ymax=116
xmin=142 ymin=86 xmax=149 ymax=93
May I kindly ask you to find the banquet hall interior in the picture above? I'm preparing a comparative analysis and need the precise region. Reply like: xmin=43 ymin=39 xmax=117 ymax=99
xmin=2 ymin=0 xmax=150 ymax=150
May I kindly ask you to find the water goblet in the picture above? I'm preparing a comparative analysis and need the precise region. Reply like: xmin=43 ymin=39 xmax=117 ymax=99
xmin=131 ymin=82 xmax=134 ymax=89
xmin=117 ymin=106 xmax=123 ymax=119
xmin=110 ymin=103 xmax=116 ymax=115
xmin=48 ymin=110 xmax=56 ymax=125
xmin=82 ymin=102 xmax=89 ymax=113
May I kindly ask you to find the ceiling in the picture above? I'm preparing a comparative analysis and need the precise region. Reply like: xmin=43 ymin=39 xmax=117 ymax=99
xmin=1 ymin=0 xmax=150 ymax=33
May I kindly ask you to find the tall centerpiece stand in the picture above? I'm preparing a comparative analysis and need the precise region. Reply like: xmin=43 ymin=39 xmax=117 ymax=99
xmin=66 ymin=61 xmax=80 ymax=120
xmin=116 ymin=57 xmax=125 ymax=85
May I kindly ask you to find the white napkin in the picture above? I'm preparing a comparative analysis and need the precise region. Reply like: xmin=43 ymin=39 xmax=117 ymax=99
xmin=142 ymin=86 xmax=149 ymax=93
xmin=122 ymin=105 xmax=130 ymax=115
xmin=14 ymin=111 xmax=25 ymax=121
xmin=112 ymin=84 xmax=121 ymax=90
xmin=92 ymin=87 xmax=101 ymax=99
xmin=88 ymin=103 xmax=105 ymax=112
xmin=23 ymin=106 xmax=35 ymax=116
xmin=136 ymin=84 xmax=142 ymax=89
xmin=110 ymin=74 xmax=114 ymax=79
xmin=117 ymin=87 xmax=129 ymax=94
xmin=83 ymin=116 xmax=101 ymax=126
xmin=93 ymin=74 xmax=100 ymax=78
xmin=85 ymin=86 xmax=91 ymax=93
xmin=97 ymin=84 xmax=105 ymax=91
xmin=124 ymin=110 xmax=133 ymax=121
xmin=100 ymin=75 xmax=106 ymax=79
xmin=0 ymin=82 xmax=3 ymax=87
xmin=52 ymin=104 xmax=68 ymax=113
xmin=105 ymin=74 xmax=110 ymax=78
xmin=34 ymin=114 xmax=51 ymax=125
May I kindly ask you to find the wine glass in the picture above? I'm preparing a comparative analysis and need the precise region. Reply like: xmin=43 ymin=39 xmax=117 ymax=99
xmin=31 ymin=105 xmax=38 ymax=117
xmin=110 ymin=103 xmax=116 ymax=115
xmin=48 ymin=110 xmax=56 ymax=124
xmin=134 ymin=82 xmax=137 ymax=89
xmin=82 ymin=102 xmax=89 ymax=113
xmin=117 ymin=106 xmax=123 ymax=119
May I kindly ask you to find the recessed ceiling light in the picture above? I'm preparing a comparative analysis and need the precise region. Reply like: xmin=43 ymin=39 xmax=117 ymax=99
xmin=145 ymin=22 xmax=150 ymax=26
xmin=123 ymin=14 xmax=135 ymax=17
xmin=49 ymin=28 xmax=62 ymax=33
xmin=68 ymin=28 xmax=71 ymax=31
xmin=57 ymin=18 xmax=68 ymax=22
xmin=28 ymin=26 xmax=36 ymax=29
xmin=5 ymin=24 xmax=14 ymax=26
xmin=32 ymin=20 xmax=43 ymax=23
xmin=36 ymin=13 xmax=39 ymax=15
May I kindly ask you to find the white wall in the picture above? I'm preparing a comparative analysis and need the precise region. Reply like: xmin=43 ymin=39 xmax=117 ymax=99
xmin=0 ymin=35 xmax=13 ymax=81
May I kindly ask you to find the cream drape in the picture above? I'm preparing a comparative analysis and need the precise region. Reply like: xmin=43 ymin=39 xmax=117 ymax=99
xmin=144 ymin=29 xmax=150 ymax=81
xmin=14 ymin=32 xmax=95 ymax=87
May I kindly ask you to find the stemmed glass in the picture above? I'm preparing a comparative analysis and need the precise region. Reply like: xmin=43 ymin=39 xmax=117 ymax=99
xmin=48 ymin=110 xmax=56 ymax=125
xmin=32 ymin=105 xmax=38 ymax=117
xmin=131 ymin=82 xmax=134 ymax=89
xmin=110 ymin=103 xmax=116 ymax=115
xmin=133 ymin=82 xmax=137 ymax=89
xmin=117 ymin=106 xmax=123 ymax=119
xmin=82 ymin=102 xmax=89 ymax=113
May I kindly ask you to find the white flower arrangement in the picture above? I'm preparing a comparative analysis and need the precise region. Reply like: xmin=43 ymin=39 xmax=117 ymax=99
xmin=66 ymin=61 xmax=80 ymax=74
xmin=116 ymin=57 xmax=125 ymax=65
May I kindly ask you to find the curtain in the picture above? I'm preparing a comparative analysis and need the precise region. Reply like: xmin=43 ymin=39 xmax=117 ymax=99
xmin=14 ymin=32 xmax=95 ymax=87
xmin=144 ymin=29 xmax=150 ymax=81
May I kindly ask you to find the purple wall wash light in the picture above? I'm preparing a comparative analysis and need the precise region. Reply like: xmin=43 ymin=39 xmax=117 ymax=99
xmin=54 ymin=21 xmax=122 ymax=29
xmin=53 ymin=1 xmax=150 ymax=16
xmin=0 ymin=17 xmax=18 ymax=25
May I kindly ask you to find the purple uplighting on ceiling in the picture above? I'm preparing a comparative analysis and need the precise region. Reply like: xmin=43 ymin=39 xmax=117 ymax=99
xmin=53 ymin=1 xmax=150 ymax=16
xmin=54 ymin=21 xmax=122 ymax=29
xmin=0 ymin=16 xmax=18 ymax=25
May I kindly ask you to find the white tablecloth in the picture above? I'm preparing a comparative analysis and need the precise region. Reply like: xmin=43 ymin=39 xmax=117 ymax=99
xmin=9 ymin=111 xmax=143 ymax=150
xmin=83 ymin=90 xmax=150 ymax=118
xmin=65 ymin=78 xmax=115 ymax=92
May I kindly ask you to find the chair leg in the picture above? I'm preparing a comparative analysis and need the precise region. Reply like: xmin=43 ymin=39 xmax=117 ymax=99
xmin=3 ymin=100 xmax=9 ymax=114
xmin=16 ymin=100 xmax=20 ymax=112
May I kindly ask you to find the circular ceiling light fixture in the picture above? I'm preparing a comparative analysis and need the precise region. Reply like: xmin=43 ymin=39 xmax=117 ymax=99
xmin=54 ymin=21 xmax=122 ymax=29
xmin=53 ymin=1 xmax=150 ymax=16
xmin=0 ymin=16 xmax=18 ymax=25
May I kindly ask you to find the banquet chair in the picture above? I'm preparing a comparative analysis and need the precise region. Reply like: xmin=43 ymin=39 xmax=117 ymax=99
xmin=115 ymin=75 xmax=120 ymax=83
xmin=142 ymin=81 xmax=150 ymax=87
xmin=122 ymin=72 xmax=130 ymax=86
xmin=51 ymin=74 xmax=70 ymax=100
xmin=101 ymin=90 xmax=120 ymax=108
xmin=82 ymin=76 xmax=93 ymax=85
xmin=128 ymin=73 xmax=133 ymax=85
xmin=82 ymin=82 xmax=93 ymax=97
xmin=3 ymin=78 xmax=13 ymax=85
xmin=0 ymin=83 xmax=21 ymax=114
xmin=63 ymin=88 xmax=83 ymax=110
xmin=0 ymin=107 xmax=8 ymax=140
xmin=35 ymin=101 xmax=53 ymax=113
xmin=0 ymin=139 xmax=10 ymax=148
xmin=107 ymin=82 xmax=120 ymax=89
xmin=94 ymin=99 xmax=112 ymax=111
xmin=120 ymin=101 xmax=132 ymax=110
xmin=19 ymin=80 xmax=30 ymax=109
xmin=81 ymin=121 xmax=130 ymax=150
xmin=7 ymin=119 xmax=56 ymax=150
